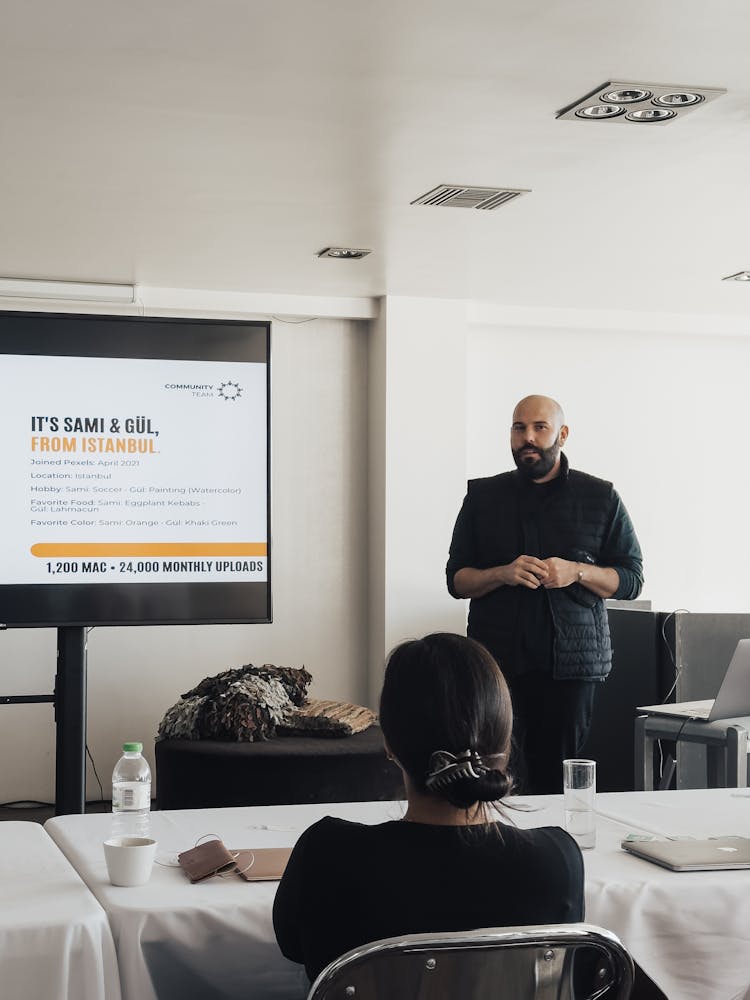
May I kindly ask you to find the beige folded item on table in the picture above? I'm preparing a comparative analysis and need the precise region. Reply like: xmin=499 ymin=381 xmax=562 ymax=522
xmin=232 ymin=847 xmax=292 ymax=881
xmin=279 ymin=698 xmax=377 ymax=737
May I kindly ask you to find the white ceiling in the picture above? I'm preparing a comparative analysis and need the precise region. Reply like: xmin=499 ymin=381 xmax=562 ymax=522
xmin=2 ymin=0 xmax=750 ymax=316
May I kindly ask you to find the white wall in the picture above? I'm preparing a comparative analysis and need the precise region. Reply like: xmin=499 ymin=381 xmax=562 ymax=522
xmin=467 ymin=321 xmax=750 ymax=614
xmin=367 ymin=297 xmax=469 ymax=704
xmin=0 ymin=316 xmax=369 ymax=802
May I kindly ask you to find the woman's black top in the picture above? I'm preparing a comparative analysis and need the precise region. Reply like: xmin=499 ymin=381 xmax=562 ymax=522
xmin=272 ymin=816 xmax=584 ymax=982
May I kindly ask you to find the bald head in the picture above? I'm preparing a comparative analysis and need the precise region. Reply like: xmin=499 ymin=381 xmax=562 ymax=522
xmin=510 ymin=395 xmax=568 ymax=482
xmin=512 ymin=395 xmax=565 ymax=431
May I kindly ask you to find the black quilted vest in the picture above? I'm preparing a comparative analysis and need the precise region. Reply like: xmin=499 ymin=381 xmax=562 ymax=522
xmin=449 ymin=455 xmax=642 ymax=681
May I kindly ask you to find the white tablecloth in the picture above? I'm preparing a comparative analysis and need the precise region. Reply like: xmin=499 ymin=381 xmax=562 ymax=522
xmin=45 ymin=792 xmax=750 ymax=1000
xmin=597 ymin=786 xmax=750 ymax=838
xmin=593 ymin=789 xmax=750 ymax=1000
xmin=0 ymin=821 xmax=121 ymax=1000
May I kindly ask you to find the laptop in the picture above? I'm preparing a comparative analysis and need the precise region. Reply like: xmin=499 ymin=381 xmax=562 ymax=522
xmin=622 ymin=836 xmax=750 ymax=871
xmin=637 ymin=638 xmax=750 ymax=722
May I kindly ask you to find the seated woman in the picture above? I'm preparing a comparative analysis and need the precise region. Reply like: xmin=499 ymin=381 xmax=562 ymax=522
xmin=273 ymin=632 xmax=664 ymax=998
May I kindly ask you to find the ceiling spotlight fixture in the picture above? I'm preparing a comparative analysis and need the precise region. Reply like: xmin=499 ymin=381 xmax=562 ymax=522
xmin=601 ymin=88 xmax=652 ymax=103
xmin=722 ymin=271 xmax=750 ymax=282
xmin=575 ymin=104 xmax=624 ymax=120
xmin=653 ymin=92 xmax=704 ymax=107
xmin=316 ymin=247 xmax=372 ymax=260
xmin=626 ymin=108 xmax=676 ymax=122
xmin=557 ymin=80 xmax=725 ymax=124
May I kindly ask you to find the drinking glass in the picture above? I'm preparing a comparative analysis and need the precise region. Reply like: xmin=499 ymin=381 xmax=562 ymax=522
xmin=563 ymin=758 xmax=596 ymax=849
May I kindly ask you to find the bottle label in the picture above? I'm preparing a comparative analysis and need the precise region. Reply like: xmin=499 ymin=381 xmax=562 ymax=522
xmin=113 ymin=781 xmax=150 ymax=811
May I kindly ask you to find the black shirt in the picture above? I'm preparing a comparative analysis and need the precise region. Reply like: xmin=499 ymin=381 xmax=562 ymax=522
xmin=272 ymin=816 xmax=584 ymax=982
xmin=515 ymin=476 xmax=562 ymax=673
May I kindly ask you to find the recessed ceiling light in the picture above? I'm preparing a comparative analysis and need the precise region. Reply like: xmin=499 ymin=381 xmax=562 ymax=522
xmin=654 ymin=92 xmax=704 ymax=107
xmin=316 ymin=247 xmax=372 ymax=260
xmin=722 ymin=271 xmax=750 ymax=282
xmin=601 ymin=88 xmax=652 ymax=103
xmin=626 ymin=107 xmax=676 ymax=122
xmin=575 ymin=104 xmax=624 ymax=120
xmin=557 ymin=80 xmax=725 ymax=124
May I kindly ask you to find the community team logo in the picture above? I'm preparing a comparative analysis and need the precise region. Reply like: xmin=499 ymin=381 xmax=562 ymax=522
xmin=217 ymin=381 xmax=243 ymax=401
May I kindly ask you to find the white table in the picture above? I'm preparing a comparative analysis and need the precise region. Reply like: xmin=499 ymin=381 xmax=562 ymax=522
xmin=0 ymin=821 xmax=121 ymax=1000
xmin=595 ymin=789 xmax=750 ymax=1000
xmin=45 ymin=792 xmax=750 ymax=1000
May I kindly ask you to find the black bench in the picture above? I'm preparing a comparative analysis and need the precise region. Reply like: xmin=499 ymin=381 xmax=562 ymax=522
xmin=155 ymin=725 xmax=403 ymax=809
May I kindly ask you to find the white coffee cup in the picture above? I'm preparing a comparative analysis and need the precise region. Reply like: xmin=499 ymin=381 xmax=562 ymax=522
xmin=103 ymin=836 xmax=157 ymax=886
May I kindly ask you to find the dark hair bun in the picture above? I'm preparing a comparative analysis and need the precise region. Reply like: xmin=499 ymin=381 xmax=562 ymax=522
xmin=441 ymin=767 xmax=512 ymax=809
xmin=477 ymin=768 xmax=513 ymax=801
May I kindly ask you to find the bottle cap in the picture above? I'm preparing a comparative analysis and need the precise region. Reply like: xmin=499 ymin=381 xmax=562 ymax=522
xmin=122 ymin=741 xmax=143 ymax=752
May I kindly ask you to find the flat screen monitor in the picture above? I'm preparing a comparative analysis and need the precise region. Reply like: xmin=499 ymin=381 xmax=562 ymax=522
xmin=0 ymin=310 xmax=271 ymax=627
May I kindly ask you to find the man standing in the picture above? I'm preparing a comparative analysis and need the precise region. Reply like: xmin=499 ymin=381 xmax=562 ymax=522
xmin=446 ymin=395 xmax=643 ymax=794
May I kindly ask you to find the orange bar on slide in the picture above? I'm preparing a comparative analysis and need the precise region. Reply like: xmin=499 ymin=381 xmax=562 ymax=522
xmin=31 ymin=542 xmax=267 ymax=557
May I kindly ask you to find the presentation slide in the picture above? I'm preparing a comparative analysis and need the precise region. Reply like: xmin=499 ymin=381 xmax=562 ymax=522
xmin=4 ymin=355 xmax=268 ymax=586
xmin=0 ymin=311 xmax=271 ymax=627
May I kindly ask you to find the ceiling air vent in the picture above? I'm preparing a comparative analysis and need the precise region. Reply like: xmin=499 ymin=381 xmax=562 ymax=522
xmin=411 ymin=185 xmax=530 ymax=210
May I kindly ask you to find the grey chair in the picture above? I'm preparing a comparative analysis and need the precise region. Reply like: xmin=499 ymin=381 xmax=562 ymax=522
xmin=307 ymin=922 xmax=634 ymax=1000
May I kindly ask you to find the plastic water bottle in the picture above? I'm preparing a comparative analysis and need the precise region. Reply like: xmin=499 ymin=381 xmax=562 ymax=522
xmin=111 ymin=742 xmax=151 ymax=838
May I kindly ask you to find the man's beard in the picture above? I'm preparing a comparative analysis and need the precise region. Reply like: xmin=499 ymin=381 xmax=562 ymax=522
xmin=512 ymin=442 xmax=560 ymax=480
